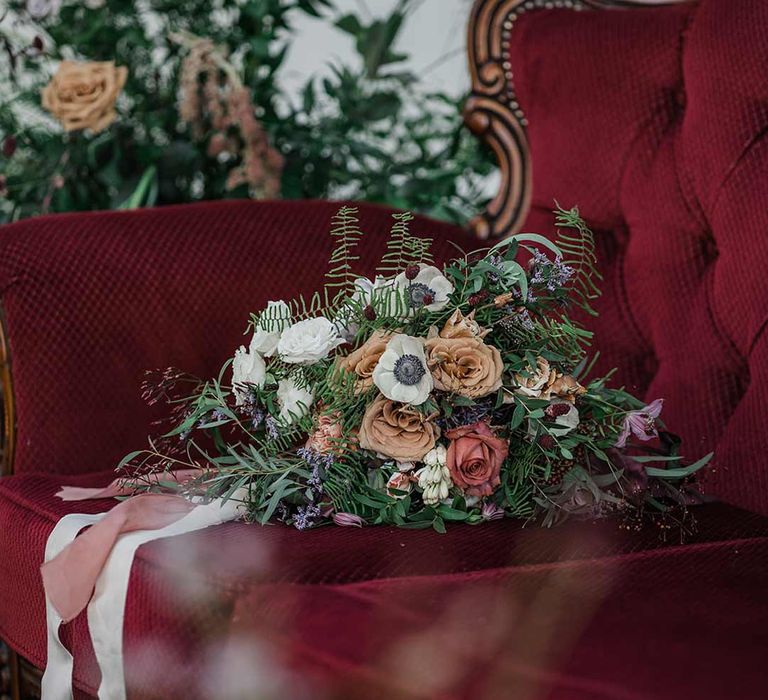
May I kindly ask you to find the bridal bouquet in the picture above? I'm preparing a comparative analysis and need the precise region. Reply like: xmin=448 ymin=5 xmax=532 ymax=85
xmin=123 ymin=206 xmax=709 ymax=532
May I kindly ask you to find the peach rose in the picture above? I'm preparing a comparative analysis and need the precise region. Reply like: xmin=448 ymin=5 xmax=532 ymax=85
xmin=445 ymin=421 xmax=508 ymax=497
xmin=338 ymin=330 xmax=391 ymax=393
xmin=42 ymin=60 xmax=128 ymax=133
xmin=425 ymin=336 xmax=503 ymax=399
xmin=305 ymin=412 xmax=344 ymax=455
xmin=358 ymin=395 xmax=439 ymax=462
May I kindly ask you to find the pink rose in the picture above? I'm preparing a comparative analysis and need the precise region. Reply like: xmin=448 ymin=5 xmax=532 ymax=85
xmin=445 ymin=421 xmax=508 ymax=498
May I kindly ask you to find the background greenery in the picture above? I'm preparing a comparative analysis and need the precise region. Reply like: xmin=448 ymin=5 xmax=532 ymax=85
xmin=0 ymin=0 xmax=492 ymax=224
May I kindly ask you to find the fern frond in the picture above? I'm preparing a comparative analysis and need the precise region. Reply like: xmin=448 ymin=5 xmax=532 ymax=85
xmin=554 ymin=204 xmax=602 ymax=316
xmin=324 ymin=206 xmax=364 ymax=308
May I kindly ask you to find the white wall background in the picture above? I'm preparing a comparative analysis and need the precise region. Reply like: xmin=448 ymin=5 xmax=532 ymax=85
xmin=280 ymin=0 xmax=473 ymax=100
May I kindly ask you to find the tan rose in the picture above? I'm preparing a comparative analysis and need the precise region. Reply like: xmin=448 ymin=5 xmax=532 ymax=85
xmin=439 ymin=309 xmax=489 ymax=339
xmin=514 ymin=356 xmax=586 ymax=403
xmin=358 ymin=395 xmax=439 ymax=462
xmin=42 ymin=60 xmax=128 ymax=133
xmin=425 ymin=336 xmax=503 ymax=399
xmin=338 ymin=330 xmax=391 ymax=393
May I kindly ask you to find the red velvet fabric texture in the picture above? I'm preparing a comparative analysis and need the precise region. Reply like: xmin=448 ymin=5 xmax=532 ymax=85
xmin=0 ymin=200 xmax=473 ymax=477
xmin=510 ymin=0 xmax=768 ymax=514
xmin=2 ymin=471 xmax=768 ymax=699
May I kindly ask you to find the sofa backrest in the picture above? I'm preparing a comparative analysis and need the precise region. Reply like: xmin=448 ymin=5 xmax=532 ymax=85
xmin=0 ymin=201 xmax=473 ymax=476
xmin=466 ymin=0 xmax=768 ymax=514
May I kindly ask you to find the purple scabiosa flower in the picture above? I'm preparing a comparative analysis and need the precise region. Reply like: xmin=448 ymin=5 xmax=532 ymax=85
xmin=615 ymin=399 xmax=664 ymax=448
xmin=333 ymin=512 xmax=365 ymax=527
xmin=481 ymin=502 xmax=505 ymax=521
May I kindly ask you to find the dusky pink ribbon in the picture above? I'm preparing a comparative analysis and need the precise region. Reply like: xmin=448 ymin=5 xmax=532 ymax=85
xmin=41 ymin=493 xmax=196 ymax=623
xmin=56 ymin=468 xmax=206 ymax=501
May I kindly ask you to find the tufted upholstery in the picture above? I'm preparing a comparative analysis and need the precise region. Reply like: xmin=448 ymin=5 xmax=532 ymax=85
xmin=510 ymin=0 xmax=768 ymax=515
xmin=0 ymin=200 xmax=474 ymax=477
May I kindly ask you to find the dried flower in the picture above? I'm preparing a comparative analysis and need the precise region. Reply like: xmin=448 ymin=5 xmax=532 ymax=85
xmin=42 ymin=60 xmax=127 ymax=133
xmin=514 ymin=356 xmax=585 ymax=403
xmin=305 ymin=412 xmax=344 ymax=455
xmin=358 ymin=395 xmax=439 ymax=462
xmin=439 ymin=309 xmax=488 ymax=340
xmin=2 ymin=136 xmax=17 ymax=158
xmin=387 ymin=472 xmax=413 ymax=499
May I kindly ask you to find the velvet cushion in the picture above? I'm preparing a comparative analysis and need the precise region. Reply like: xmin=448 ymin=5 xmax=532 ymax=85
xmin=510 ymin=0 xmax=768 ymax=514
xmin=0 ymin=200 xmax=474 ymax=477
xmin=1 ymin=470 xmax=767 ymax=698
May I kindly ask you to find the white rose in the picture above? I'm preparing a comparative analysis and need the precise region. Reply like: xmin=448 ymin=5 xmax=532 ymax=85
xmin=277 ymin=316 xmax=345 ymax=365
xmin=250 ymin=300 xmax=291 ymax=357
xmin=372 ymin=334 xmax=433 ymax=405
xmin=276 ymin=377 xmax=314 ymax=424
xmin=394 ymin=264 xmax=454 ymax=314
xmin=232 ymin=346 xmax=266 ymax=406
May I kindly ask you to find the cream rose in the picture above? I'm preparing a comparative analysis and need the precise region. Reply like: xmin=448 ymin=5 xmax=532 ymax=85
xmin=41 ymin=60 xmax=127 ymax=133
xmin=250 ymin=300 xmax=291 ymax=357
xmin=358 ymin=395 xmax=439 ymax=462
xmin=276 ymin=377 xmax=314 ymax=424
xmin=277 ymin=316 xmax=344 ymax=365
xmin=425 ymin=336 xmax=503 ymax=399
xmin=231 ymin=346 xmax=266 ymax=407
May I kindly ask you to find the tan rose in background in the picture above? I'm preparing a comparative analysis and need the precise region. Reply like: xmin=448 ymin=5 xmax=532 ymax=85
xmin=338 ymin=330 xmax=391 ymax=393
xmin=445 ymin=421 xmax=508 ymax=497
xmin=358 ymin=395 xmax=439 ymax=461
xmin=514 ymin=356 xmax=586 ymax=403
xmin=425 ymin=336 xmax=503 ymax=399
xmin=42 ymin=61 xmax=128 ymax=133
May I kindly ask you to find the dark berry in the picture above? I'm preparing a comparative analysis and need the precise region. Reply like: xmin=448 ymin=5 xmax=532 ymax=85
xmin=2 ymin=136 xmax=16 ymax=158
xmin=363 ymin=305 xmax=376 ymax=321
xmin=545 ymin=402 xmax=571 ymax=418
xmin=468 ymin=290 xmax=488 ymax=306
xmin=32 ymin=36 xmax=44 ymax=52
xmin=405 ymin=264 xmax=420 ymax=280
xmin=539 ymin=435 xmax=556 ymax=451
xmin=422 ymin=293 xmax=434 ymax=306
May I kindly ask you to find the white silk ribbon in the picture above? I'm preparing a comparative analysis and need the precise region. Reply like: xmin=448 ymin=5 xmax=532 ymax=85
xmin=42 ymin=494 xmax=245 ymax=700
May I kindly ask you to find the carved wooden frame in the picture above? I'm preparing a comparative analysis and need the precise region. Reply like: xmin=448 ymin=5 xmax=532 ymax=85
xmin=0 ymin=306 xmax=15 ymax=477
xmin=464 ymin=0 xmax=694 ymax=240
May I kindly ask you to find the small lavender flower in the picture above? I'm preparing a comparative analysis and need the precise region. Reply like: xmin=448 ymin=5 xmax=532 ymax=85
xmin=548 ymin=257 xmax=575 ymax=291
xmin=265 ymin=416 xmax=279 ymax=439
xmin=293 ymin=503 xmax=321 ymax=530
xmin=486 ymin=254 xmax=504 ymax=283
xmin=438 ymin=399 xmax=493 ymax=430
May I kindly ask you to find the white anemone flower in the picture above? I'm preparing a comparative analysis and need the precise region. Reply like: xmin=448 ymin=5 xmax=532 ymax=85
xmin=250 ymin=300 xmax=291 ymax=357
xmin=394 ymin=264 xmax=454 ymax=314
xmin=372 ymin=334 xmax=433 ymax=405
xmin=232 ymin=346 xmax=266 ymax=406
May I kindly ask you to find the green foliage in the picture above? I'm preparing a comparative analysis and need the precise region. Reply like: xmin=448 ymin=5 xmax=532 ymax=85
xmin=0 ymin=0 xmax=492 ymax=223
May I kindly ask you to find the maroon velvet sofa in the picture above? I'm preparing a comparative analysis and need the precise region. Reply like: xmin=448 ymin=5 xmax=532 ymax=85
xmin=2 ymin=0 xmax=768 ymax=698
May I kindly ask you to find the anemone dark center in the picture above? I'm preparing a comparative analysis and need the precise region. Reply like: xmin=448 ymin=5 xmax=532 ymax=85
xmin=407 ymin=282 xmax=435 ymax=308
xmin=393 ymin=354 xmax=426 ymax=385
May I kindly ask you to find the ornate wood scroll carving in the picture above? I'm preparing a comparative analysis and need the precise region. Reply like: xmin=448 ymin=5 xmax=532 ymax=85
xmin=464 ymin=0 xmax=693 ymax=240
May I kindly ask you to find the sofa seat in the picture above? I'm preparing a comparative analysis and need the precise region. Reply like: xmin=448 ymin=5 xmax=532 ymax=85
xmin=2 ymin=471 xmax=767 ymax=699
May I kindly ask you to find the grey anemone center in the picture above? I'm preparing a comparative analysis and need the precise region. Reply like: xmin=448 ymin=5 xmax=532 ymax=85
xmin=393 ymin=354 xmax=426 ymax=386
xmin=407 ymin=282 xmax=435 ymax=308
